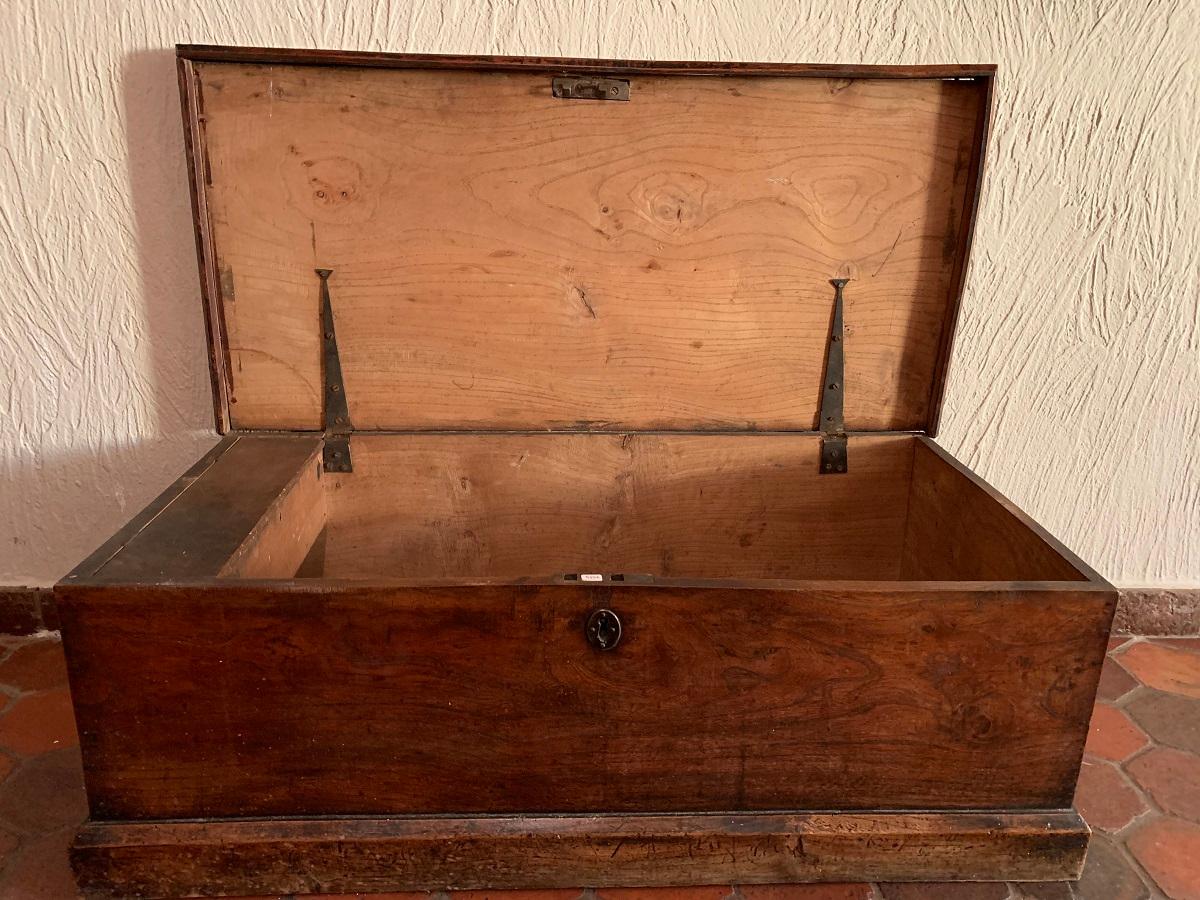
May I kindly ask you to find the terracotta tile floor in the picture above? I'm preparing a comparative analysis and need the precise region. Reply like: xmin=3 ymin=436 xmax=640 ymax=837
xmin=1 ymin=635 xmax=1197 ymax=899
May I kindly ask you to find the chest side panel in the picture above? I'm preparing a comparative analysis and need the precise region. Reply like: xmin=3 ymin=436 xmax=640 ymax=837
xmin=194 ymin=63 xmax=985 ymax=432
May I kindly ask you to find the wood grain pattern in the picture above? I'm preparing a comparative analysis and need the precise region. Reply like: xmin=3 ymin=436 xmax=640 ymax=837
xmin=71 ymin=809 xmax=1086 ymax=897
xmin=323 ymin=433 xmax=914 ymax=580
xmin=69 ymin=433 xmax=1096 ymax=584
xmin=193 ymin=62 xmax=986 ymax=432
xmin=58 ymin=49 xmax=1109 ymax=898
xmin=80 ymin=435 xmax=319 ymax=582
xmin=58 ymin=581 xmax=1111 ymax=819
xmin=219 ymin=449 xmax=325 ymax=578
xmin=902 ymin=438 xmax=1093 ymax=582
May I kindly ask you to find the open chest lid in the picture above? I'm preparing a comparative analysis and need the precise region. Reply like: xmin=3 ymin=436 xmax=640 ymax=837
xmin=179 ymin=46 xmax=994 ymax=441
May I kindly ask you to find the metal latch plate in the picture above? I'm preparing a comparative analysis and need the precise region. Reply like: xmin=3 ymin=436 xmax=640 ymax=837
xmin=552 ymin=76 xmax=630 ymax=101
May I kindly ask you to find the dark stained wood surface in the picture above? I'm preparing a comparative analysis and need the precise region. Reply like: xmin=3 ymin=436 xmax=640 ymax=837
xmin=177 ymin=45 xmax=997 ymax=79
xmin=59 ymin=581 xmax=1111 ymax=820
xmin=72 ymin=809 xmax=1086 ymax=897
xmin=62 ymin=436 xmax=239 ymax=582
xmin=77 ymin=435 xmax=320 ymax=582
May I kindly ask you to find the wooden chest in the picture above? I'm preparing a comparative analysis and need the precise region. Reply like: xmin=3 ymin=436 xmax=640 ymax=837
xmin=58 ymin=46 xmax=1115 ymax=898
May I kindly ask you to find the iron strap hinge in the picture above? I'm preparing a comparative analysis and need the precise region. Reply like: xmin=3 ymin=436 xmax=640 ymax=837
xmin=316 ymin=268 xmax=353 ymax=473
xmin=819 ymin=278 xmax=849 ymax=475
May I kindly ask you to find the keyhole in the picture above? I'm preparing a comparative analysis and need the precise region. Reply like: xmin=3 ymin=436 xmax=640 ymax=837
xmin=585 ymin=609 xmax=622 ymax=651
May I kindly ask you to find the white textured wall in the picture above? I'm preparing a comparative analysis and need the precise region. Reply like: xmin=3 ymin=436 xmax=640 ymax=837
xmin=1 ymin=0 xmax=1197 ymax=586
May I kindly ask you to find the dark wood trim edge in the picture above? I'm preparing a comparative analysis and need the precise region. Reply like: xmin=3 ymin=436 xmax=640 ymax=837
xmin=1115 ymin=588 xmax=1200 ymax=635
xmin=62 ymin=436 xmax=322 ymax=585
xmin=177 ymin=56 xmax=233 ymax=433
xmin=59 ymin=436 xmax=239 ymax=583
xmin=176 ymin=45 xmax=997 ymax=79
xmin=926 ymin=71 xmax=996 ymax=436
xmin=72 ymin=809 xmax=1086 ymax=897
xmin=24 ymin=585 xmax=1191 ymax=639
xmin=0 ymin=587 xmax=59 ymax=635
xmin=59 ymin=575 xmax=1114 ymax=594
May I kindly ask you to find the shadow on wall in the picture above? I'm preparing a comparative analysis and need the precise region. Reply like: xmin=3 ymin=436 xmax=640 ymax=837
xmin=123 ymin=47 xmax=217 ymax=436
xmin=1 ymin=436 xmax=216 ymax=586
xmin=0 ymin=48 xmax=217 ymax=585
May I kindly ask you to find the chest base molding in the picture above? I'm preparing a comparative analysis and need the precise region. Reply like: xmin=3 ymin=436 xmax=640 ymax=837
xmin=72 ymin=810 xmax=1087 ymax=898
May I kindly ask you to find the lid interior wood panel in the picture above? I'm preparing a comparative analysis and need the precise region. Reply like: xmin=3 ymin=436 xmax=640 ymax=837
xmin=187 ymin=54 xmax=989 ymax=432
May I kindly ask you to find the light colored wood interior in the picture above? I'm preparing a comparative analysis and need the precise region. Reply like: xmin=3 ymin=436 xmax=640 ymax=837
xmin=901 ymin=440 xmax=1086 ymax=582
xmin=197 ymin=64 xmax=985 ymax=432
xmin=82 ymin=434 xmax=1089 ymax=588
xmin=87 ymin=434 xmax=1087 ymax=584
xmin=220 ymin=448 xmax=326 ymax=579
xmin=321 ymin=433 xmax=915 ymax=580
xmin=218 ymin=433 xmax=1082 ymax=583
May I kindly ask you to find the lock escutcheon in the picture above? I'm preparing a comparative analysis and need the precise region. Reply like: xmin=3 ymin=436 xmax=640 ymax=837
xmin=585 ymin=608 xmax=622 ymax=651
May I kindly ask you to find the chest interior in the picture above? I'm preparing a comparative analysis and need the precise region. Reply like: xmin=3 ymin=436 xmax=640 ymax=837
xmin=81 ymin=431 xmax=1089 ymax=585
